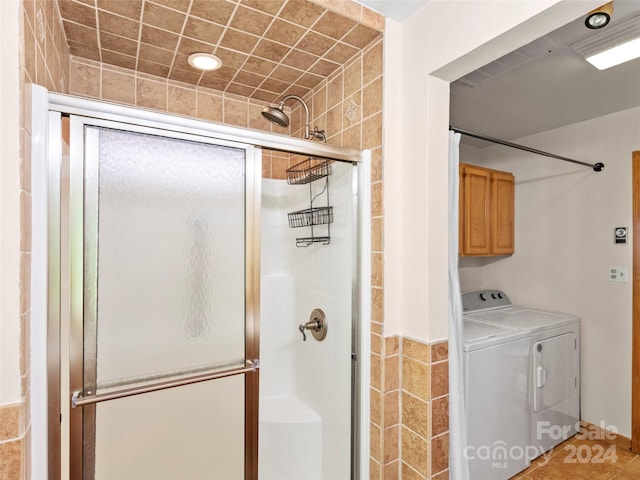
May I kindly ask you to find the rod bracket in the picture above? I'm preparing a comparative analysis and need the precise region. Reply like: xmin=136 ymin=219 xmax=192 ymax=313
xmin=593 ymin=162 xmax=605 ymax=172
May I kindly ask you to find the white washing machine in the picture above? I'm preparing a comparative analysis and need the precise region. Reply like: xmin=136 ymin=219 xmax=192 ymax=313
xmin=463 ymin=290 xmax=581 ymax=458
xmin=463 ymin=319 xmax=531 ymax=479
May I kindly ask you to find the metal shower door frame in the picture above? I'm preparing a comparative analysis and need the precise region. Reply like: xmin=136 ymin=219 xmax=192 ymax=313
xmin=40 ymin=91 xmax=367 ymax=480
xmin=63 ymin=114 xmax=262 ymax=480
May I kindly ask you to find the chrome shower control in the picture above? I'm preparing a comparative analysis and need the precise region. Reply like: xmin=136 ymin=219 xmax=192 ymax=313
xmin=299 ymin=308 xmax=327 ymax=342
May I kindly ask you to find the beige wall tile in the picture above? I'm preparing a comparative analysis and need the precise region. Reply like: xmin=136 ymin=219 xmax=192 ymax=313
xmin=223 ymin=98 xmax=248 ymax=127
xmin=370 ymin=458 xmax=382 ymax=480
xmin=196 ymin=90 xmax=223 ymax=122
xmin=101 ymin=68 xmax=135 ymax=105
xmin=402 ymin=462 xmax=427 ymax=480
xmin=431 ymin=395 xmax=449 ymax=438
xmin=363 ymin=76 xmax=382 ymax=119
xmin=0 ymin=438 xmax=23 ymax=480
xmin=372 ymin=287 xmax=383 ymax=323
xmin=384 ymin=354 xmax=399 ymax=392
xmin=371 ymin=321 xmax=383 ymax=335
xmin=371 ymin=422 xmax=382 ymax=462
xmin=383 ymin=390 xmax=399 ymax=428
xmin=312 ymin=84 xmax=327 ymax=121
xmin=372 ymin=182 xmax=383 ymax=216
xmin=371 ymin=218 xmax=384 ymax=252
xmin=383 ymin=424 xmax=399 ymax=464
xmin=371 ymin=333 xmax=382 ymax=355
xmin=371 ymin=147 xmax=382 ymax=182
xmin=383 ymin=460 xmax=400 ymax=480
xmin=361 ymin=7 xmax=385 ymax=32
xmin=431 ymin=341 xmax=449 ymax=363
xmin=431 ymin=433 xmax=449 ymax=475
xmin=344 ymin=57 xmax=362 ymax=98
xmin=432 ymin=469 xmax=450 ymax=480
xmin=402 ymin=392 xmax=430 ymax=440
xmin=402 ymin=427 xmax=429 ymax=477
xmin=403 ymin=338 xmax=430 ymax=364
xmin=168 ymin=84 xmax=197 ymax=117
xmin=371 ymin=352 xmax=381 ymax=390
xmin=371 ymin=387 xmax=382 ymax=426
xmin=271 ymin=157 xmax=289 ymax=180
xmin=402 ymin=357 xmax=430 ymax=402
xmin=69 ymin=60 xmax=100 ymax=98
xmin=372 ymin=252 xmax=383 ymax=288
xmin=327 ymin=71 xmax=343 ymax=109
xmin=362 ymin=111 xmax=382 ymax=149
xmin=0 ymin=405 xmax=20 ymax=441
xmin=136 ymin=77 xmax=167 ymax=110
xmin=431 ymin=361 xmax=449 ymax=399
xmin=342 ymin=122 xmax=361 ymax=149
xmin=248 ymin=103 xmax=273 ymax=131
xmin=363 ymin=40 xmax=383 ymax=86
xmin=385 ymin=336 xmax=399 ymax=356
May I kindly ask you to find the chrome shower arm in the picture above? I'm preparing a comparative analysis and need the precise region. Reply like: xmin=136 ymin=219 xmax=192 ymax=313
xmin=278 ymin=94 xmax=311 ymax=140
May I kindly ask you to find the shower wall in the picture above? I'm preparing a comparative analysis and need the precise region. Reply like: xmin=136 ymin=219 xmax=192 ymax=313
xmin=260 ymin=160 xmax=354 ymax=479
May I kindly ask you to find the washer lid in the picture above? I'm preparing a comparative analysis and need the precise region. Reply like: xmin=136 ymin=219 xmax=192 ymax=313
xmin=465 ymin=307 xmax=579 ymax=333
xmin=463 ymin=319 xmax=530 ymax=351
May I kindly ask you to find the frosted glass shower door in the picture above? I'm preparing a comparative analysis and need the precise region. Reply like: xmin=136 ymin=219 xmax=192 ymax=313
xmin=69 ymin=122 xmax=260 ymax=480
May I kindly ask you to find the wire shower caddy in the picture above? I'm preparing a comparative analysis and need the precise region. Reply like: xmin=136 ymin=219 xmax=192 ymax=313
xmin=286 ymin=158 xmax=333 ymax=247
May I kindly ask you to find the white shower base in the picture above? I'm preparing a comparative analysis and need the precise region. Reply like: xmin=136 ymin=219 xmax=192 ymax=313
xmin=259 ymin=395 xmax=322 ymax=480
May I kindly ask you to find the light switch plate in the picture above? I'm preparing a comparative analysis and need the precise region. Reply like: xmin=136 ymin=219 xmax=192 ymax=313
xmin=609 ymin=266 xmax=628 ymax=282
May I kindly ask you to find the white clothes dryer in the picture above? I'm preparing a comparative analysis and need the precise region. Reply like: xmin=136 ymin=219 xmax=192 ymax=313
xmin=463 ymin=290 xmax=581 ymax=457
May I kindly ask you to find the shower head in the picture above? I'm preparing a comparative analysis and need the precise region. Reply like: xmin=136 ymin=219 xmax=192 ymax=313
xmin=261 ymin=105 xmax=289 ymax=127
xmin=261 ymin=94 xmax=326 ymax=142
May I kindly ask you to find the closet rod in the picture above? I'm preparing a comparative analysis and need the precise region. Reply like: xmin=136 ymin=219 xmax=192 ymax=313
xmin=450 ymin=126 xmax=604 ymax=172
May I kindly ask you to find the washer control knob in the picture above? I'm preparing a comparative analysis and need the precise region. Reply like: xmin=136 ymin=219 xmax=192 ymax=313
xmin=479 ymin=292 xmax=487 ymax=301
xmin=491 ymin=293 xmax=498 ymax=299
xmin=497 ymin=292 xmax=503 ymax=299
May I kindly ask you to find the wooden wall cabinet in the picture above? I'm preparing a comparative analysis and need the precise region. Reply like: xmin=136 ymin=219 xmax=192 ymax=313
xmin=459 ymin=163 xmax=514 ymax=256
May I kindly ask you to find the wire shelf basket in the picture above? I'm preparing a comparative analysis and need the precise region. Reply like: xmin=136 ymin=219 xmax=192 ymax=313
xmin=296 ymin=236 xmax=330 ymax=247
xmin=287 ymin=206 xmax=333 ymax=228
xmin=286 ymin=158 xmax=331 ymax=185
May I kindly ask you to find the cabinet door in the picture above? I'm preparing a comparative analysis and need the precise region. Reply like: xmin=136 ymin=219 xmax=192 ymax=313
xmin=491 ymin=170 xmax=515 ymax=255
xmin=461 ymin=164 xmax=491 ymax=255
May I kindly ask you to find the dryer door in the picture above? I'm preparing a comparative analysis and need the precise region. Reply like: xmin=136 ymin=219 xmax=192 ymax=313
xmin=534 ymin=333 xmax=577 ymax=413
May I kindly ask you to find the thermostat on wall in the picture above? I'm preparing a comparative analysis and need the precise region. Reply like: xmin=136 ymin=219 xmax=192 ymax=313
xmin=614 ymin=227 xmax=627 ymax=244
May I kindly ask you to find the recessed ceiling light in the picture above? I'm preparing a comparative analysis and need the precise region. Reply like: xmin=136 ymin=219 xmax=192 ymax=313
xmin=586 ymin=36 xmax=640 ymax=70
xmin=188 ymin=53 xmax=222 ymax=71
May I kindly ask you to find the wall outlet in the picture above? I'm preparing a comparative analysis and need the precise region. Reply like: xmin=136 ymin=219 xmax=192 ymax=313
xmin=609 ymin=266 xmax=628 ymax=282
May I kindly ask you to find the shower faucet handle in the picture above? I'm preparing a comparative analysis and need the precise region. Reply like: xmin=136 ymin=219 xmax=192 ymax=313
xmin=299 ymin=319 xmax=320 ymax=342
xmin=298 ymin=309 xmax=328 ymax=342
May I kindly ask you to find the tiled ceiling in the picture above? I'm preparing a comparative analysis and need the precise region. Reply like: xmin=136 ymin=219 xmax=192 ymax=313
xmin=58 ymin=0 xmax=382 ymax=102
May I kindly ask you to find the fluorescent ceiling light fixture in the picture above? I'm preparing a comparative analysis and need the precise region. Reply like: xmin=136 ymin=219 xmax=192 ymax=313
xmin=188 ymin=53 xmax=222 ymax=71
xmin=586 ymin=36 xmax=640 ymax=69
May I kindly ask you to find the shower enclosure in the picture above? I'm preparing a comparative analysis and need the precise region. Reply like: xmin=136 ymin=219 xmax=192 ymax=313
xmin=32 ymin=88 xmax=369 ymax=480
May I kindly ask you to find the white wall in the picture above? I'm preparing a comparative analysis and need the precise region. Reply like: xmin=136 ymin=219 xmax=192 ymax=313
xmin=459 ymin=106 xmax=640 ymax=437
xmin=0 ymin=0 xmax=22 ymax=405
xmin=383 ymin=0 xmax=604 ymax=341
